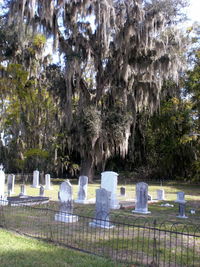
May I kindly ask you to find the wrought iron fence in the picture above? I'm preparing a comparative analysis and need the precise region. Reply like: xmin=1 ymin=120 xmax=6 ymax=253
xmin=0 ymin=200 xmax=199 ymax=266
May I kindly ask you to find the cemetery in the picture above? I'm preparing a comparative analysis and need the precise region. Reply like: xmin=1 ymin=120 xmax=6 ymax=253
xmin=0 ymin=168 xmax=199 ymax=266
xmin=0 ymin=0 xmax=200 ymax=266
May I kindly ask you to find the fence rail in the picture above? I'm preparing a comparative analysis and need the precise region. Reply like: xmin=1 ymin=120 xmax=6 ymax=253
xmin=0 ymin=200 xmax=199 ymax=266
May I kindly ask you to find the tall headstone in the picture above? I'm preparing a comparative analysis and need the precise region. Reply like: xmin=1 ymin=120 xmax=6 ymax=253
xmin=55 ymin=180 xmax=78 ymax=223
xmin=19 ymin=184 xmax=26 ymax=197
xmin=175 ymin=192 xmax=188 ymax=219
xmin=32 ymin=170 xmax=40 ymax=188
xmin=75 ymin=176 xmax=88 ymax=203
xmin=0 ymin=164 xmax=5 ymax=199
xmin=7 ymin=174 xmax=15 ymax=195
xmin=157 ymin=189 xmax=165 ymax=201
xmin=45 ymin=174 xmax=52 ymax=190
xmin=39 ymin=185 xmax=45 ymax=197
xmin=101 ymin=171 xmax=120 ymax=209
xmin=89 ymin=188 xmax=114 ymax=228
xmin=133 ymin=182 xmax=151 ymax=214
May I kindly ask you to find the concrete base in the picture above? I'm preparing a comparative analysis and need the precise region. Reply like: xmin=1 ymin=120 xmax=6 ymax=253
xmin=176 ymin=215 xmax=188 ymax=219
xmin=89 ymin=220 xmax=114 ymax=229
xmin=74 ymin=199 xmax=90 ymax=204
xmin=132 ymin=209 xmax=151 ymax=214
xmin=55 ymin=213 xmax=78 ymax=223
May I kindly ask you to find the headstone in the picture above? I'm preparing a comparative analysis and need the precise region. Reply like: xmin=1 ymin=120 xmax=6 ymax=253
xmin=19 ymin=184 xmax=26 ymax=196
xmin=101 ymin=171 xmax=120 ymax=209
xmin=132 ymin=182 xmax=151 ymax=214
xmin=75 ymin=176 xmax=88 ymax=204
xmin=157 ymin=189 xmax=165 ymax=200
xmin=7 ymin=174 xmax=15 ymax=195
xmin=89 ymin=188 xmax=114 ymax=228
xmin=39 ymin=185 xmax=45 ymax=197
xmin=120 ymin=186 xmax=126 ymax=197
xmin=32 ymin=170 xmax=40 ymax=188
xmin=175 ymin=192 xmax=188 ymax=218
xmin=55 ymin=180 xmax=78 ymax=223
xmin=45 ymin=174 xmax=52 ymax=190
xmin=0 ymin=164 xmax=5 ymax=199
xmin=148 ymin=194 xmax=152 ymax=201
xmin=175 ymin=192 xmax=185 ymax=203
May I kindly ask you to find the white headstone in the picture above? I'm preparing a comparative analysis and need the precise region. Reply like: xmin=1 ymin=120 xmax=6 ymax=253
xmin=101 ymin=171 xmax=120 ymax=209
xmin=32 ymin=170 xmax=40 ymax=188
xmin=19 ymin=184 xmax=26 ymax=196
xmin=157 ymin=189 xmax=165 ymax=200
xmin=55 ymin=180 xmax=78 ymax=223
xmin=45 ymin=174 xmax=52 ymax=190
xmin=7 ymin=174 xmax=15 ymax=194
xmin=133 ymin=182 xmax=151 ymax=214
xmin=75 ymin=176 xmax=88 ymax=204
xmin=0 ymin=164 xmax=5 ymax=199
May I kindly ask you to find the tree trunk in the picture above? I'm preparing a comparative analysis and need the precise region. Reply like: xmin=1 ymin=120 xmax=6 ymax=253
xmin=80 ymin=154 xmax=94 ymax=182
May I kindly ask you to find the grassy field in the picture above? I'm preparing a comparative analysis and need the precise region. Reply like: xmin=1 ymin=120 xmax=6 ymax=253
xmin=0 ymin=228 xmax=123 ymax=267
xmin=9 ymin=180 xmax=200 ymax=223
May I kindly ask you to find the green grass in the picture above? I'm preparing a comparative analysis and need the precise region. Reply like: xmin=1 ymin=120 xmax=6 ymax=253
xmin=8 ymin=181 xmax=200 ymax=224
xmin=0 ymin=228 xmax=123 ymax=267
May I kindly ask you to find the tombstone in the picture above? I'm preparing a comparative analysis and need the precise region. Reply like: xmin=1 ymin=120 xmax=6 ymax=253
xmin=132 ymin=182 xmax=151 ymax=214
xmin=157 ymin=189 xmax=165 ymax=201
xmin=32 ymin=170 xmax=40 ymax=188
xmin=101 ymin=171 xmax=120 ymax=209
xmin=75 ymin=176 xmax=88 ymax=204
xmin=19 ymin=184 xmax=26 ymax=197
xmin=55 ymin=180 xmax=78 ymax=223
xmin=175 ymin=192 xmax=188 ymax=219
xmin=89 ymin=188 xmax=114 ymax=229
xmin=148 ymin=194 xmax=152 ymax=201
xmin=39 ymin=185 xmax=45 ymax=197
xmin=0 ymin=164 xmax=5 ymax=199
xmin=45 ymin=174 xmax=52 ymax=190
xmin=7 ymin=174 xmax=15 ymax=195
xmin=175 ymin=192 xmax=185 ymax=203
xmin=120 ymin=186 xmax=126 ymax=197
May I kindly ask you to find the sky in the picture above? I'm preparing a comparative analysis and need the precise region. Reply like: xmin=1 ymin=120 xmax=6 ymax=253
xmin=185 ymin=0 xmax=200 ymax=24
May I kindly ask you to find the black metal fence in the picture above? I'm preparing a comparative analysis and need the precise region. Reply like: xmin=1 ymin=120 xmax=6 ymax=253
xmin=0 ymin=200 xmax=199 ymax=266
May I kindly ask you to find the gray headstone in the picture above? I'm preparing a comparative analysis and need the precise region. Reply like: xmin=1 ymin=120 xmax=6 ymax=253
xmin=89 ymin=188 xmax=114 ymax=228
xmin=39 ymin=185 xmax=45 ymax=197
xmin=75 ymin=176 xmax=88 ymax=203
xmin=175 ymin=192 xmax=186 ymax=203
xmin=0 ymin=164 xmax=5 ymax=199
xmin=120 ymin=186 xmax=126 ymax=196
xmin=7 ymin=174 xmax=15 ymax=194
xmin=177 ymin=202 xmax=188 ymax=218
xmin=19 ymin=184 xmax=26 ymax=196
xmin=133 ymin=182 xmax=151 ymax=214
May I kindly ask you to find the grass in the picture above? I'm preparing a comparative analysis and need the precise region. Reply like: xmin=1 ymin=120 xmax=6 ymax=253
xmin=7 ymin=181 xmax=200 ymax=224
xmin=0 ymin=228 xmax=123 ymax=267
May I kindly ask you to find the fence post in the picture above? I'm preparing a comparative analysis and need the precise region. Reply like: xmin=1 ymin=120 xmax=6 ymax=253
xmin=152 ymin=219 xmax=158 ymax=266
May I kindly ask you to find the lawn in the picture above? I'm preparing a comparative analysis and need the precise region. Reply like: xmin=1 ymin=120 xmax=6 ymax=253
xmin=0 ymin=228 xmax=123 ymax=267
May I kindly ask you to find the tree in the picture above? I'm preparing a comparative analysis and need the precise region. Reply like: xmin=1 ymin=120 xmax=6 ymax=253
xmin=6 ymin=0 xmax=189 ymax=180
